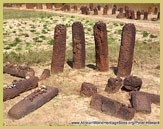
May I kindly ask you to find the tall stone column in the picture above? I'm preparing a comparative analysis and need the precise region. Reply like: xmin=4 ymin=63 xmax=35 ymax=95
xmin=51 ymin=24 xmax=66 ymax=74
xmin=72 ymin=22 xmax=86 ymax=69
xmin=94 ymin=21 xmax=109 ymax=72
xmin=117 ymin=24 xmax=136 ymax=77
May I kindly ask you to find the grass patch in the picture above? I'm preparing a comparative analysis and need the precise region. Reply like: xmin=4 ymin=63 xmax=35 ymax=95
xmin=3 ymin=50 xmax=52 ymax=65
xmin=3 ymin=9 xmax=55 ymax=19
xmin=142 ymin=31 xmax=149 ymax=38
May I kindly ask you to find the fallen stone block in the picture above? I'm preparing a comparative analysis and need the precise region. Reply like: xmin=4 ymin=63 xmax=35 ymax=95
xmin=3 ymin=64 xmax=35 ymax=78
xmin=90 ymin=94 xmax=135 ymax=120
xmin=39 ymin=69 xmax=50 ymax=81
xmin=105 ymin=77 xmax=122 ymax=94
xmin=8 ymin=86 xmax=59 ymax=119
xmin=80 ymin=82 xmax=97 ymax=97
xmin=3 ymin=77 xmax=38 ymax=101
xmin=130 ymin=91 xmax=151 ymax=114
xmin=122 ymin=76 xmax=142 ymax=91
xmin=130 ymin=91 xmax=160 ymax=106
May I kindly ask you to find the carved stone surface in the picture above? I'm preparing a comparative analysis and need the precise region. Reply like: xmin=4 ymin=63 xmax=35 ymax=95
xmin=90 ymin=94 xmax=135 ymax=120
xmin=72 ymin=22 xmax=85 ymax=69
xmin=8 ymin=86 xmax=59 ymax=119
xmin=117 ymin=24 xmax=136 ymax=77
xmin=51 ymin=24 xmax=66 ymax=74
xmin=94 ymin=21 xmax=109 ymax=72
xmin=80 ymin=82 xmax=97 ymax=97
xmin=3 ymin=77 xmax=39 ymax=101
xmin=105 ymin=77 xmax=122 ymax=94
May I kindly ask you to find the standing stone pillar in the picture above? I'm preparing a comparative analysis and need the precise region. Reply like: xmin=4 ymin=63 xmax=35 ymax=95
xmin=72 ymin=22 xmax=86 ymax=69
xmin=112 ymin=7 xmax=116 ymax=14
xmin=94 ymin=7 xmax=98 ymax=15
xmin=154 ymin=8 xmax=158 ymax=15
xmin=117 ymin=24 xmax=136 ymax=77
xmin=46 ymin=3 xmax=53 ymax=9
xmin=51 ymin=25 xmax=66 ymax=74
xmin=148 ymin=7 xmax=152 ymax=14
xmin=136 ymin=10 xmax=141 ymax=20
xmin=94 ymin=22 xmax=109 ymax=72
xmin=26 ymin=4 xmax=34 ymax=9
xmin=143 ymin=11 xmax=148 ymax=20
xmin=103 ymin=7 xmax=108 ymax=15
xmin=97 ymin=5 xmax=101 ymax=11
xmin=131 ymin=10 xmax=135 ymax=19
xmin=125 ymin=9 xmax=130 ymax=18
xmin=89 ymin=3 xmax=93 ymax=11
xmin=119 ymin=8 xmax=123 ymax=13
xmin=73 ymin=5 xmax=78 ymax=11
xmin=157 ymin=12 xmax=160 ymax=20
xmin=36 ymin=4 xmax=43 ymax=9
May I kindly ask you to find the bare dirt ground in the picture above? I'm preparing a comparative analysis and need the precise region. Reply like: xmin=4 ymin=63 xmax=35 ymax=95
xmin=3 ymin=5 xmax=160 ymax=126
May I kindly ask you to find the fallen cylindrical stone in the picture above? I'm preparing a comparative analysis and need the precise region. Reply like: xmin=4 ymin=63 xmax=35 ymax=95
xmin=3 ymin=77 xmax=39 ymax=101
xmin=130 ymin=91 xmax=160 ymax=105
xmin=116 ymin=13 xmax=125 ymax=18
xmin=3 ymin=64 xmax=35 ymax=78
xmin=105 ymin=77 xmax=122 ymax=94
xmin=90 ymin=94 xmax=135 ymax=120
xmin=72 ymin=22 xmax=86 ymax=69
xmin=130 ymin=91 xmax=151 ymax=114
xmin=94 ymin=21 xmax=109 ymax=72
xmin=51 ymin=24 xmax=66 ymax=74
xmin=39 ymin=69 xmax=50 ymax=81
xmin=8 ymin=86 xmax=59 ymax=119
xmin=117 ymin=23 xmax=136 ymax=77
xmin=80 ymin=82 xmax=97 ymax=97
xmin=122 ymin=76 xmax=142 ymax=92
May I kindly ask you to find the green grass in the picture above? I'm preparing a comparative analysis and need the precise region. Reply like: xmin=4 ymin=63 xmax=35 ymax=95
xmin=142 ymin=31 xmax=149 ymax=38
xmin=3 ymin=9 xmax=55 ymax=19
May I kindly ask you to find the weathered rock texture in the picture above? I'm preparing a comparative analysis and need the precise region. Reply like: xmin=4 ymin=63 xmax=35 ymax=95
xmin=51 ymin=24 xmax=66 ymax=74
xmin=3 ymin=77 xmax=38 ymax=101
xmin=136 ymin=10 xmax=141 ymax=20
xmin=90 ymin=94 xmax=135 ymax=120
xmin=143 ymin=11 xmax=148 ymax=20
xmin=39 ymin=69 xmax=50 ymax=81
xmin=72 ymin=22 xmax=85 ymax=69
xmin=105 ymin=77 xmax=122 ymax=93
xmin=94 ymin=7 xmax=98 ymax=15
xmin=8 ymin=86 xmax=59 ymax=119
xmin=36 ymin=4 xmax=43 ymax=9
xmin=122 ymin=76 xmax=142 ymax=91
xmin=3 ymin=64 xmax=35 ymax=78
xmin=130 ymin=91 xmax=160 ymax=106
xmin=94 ymin=21 xmax=109 ymax=72
xmin=130 ymin=91 xmax=151 ymax=113
xmin=80 ymin=82 xmax=97 ymax=97
xmin=117 ymin=23 xmax=136 ymax=77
